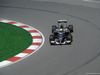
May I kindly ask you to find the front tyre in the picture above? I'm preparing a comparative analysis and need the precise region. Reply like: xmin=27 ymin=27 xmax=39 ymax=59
xmin=49 ymin=34 xmax=55 ymax=45
xmin=67 ymin=34 xmax=73 ymax=44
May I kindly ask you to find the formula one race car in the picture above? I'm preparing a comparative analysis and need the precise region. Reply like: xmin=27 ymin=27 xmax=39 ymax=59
xmin=49 ymin=20 xmax=73 ymax=45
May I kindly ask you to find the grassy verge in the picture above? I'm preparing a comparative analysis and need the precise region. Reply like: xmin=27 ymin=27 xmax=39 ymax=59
xmin=0 ymin=22 xmax=32 ymax=62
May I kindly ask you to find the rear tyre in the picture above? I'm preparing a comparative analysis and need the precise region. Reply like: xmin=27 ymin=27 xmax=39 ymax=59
xmin=52 ymin=25 xmax=57 ymax=33
xmin=68 ymin=25 xmax=73 ymax=32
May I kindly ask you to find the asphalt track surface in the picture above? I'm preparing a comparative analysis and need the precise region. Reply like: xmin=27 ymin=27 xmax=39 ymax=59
xmin=0 ymin=0 xmax=100 ymax=75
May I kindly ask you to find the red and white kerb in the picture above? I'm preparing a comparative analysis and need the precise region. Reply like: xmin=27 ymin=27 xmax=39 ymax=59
xmin=0 ymin=19 xmax=44 ymax=68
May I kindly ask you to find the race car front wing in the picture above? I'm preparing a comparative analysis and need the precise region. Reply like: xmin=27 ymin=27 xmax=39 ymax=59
xmin=50 ymin=40 xmax=71 ymax=45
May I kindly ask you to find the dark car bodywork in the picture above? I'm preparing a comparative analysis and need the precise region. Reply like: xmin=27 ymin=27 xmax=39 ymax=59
xmin=49 ymin=20 xmax=73 ymax=45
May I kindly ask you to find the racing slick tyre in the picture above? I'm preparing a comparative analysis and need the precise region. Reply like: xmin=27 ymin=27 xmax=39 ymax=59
xmin=67 ymin=34 xmax=73 ymax=41
xmin=67 ymin=34 xmax=73 ymax=44
xmin=52 ymin=25 xmax=57 ymax=33
xmin=49 ymin=34 xmax=55 ymax=45
xmin=68 ymin=25 xmax=73 ymax=32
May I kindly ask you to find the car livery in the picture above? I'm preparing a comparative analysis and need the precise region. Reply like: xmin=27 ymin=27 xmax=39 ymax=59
xmin=49 ymin=20 xmax=73 ymax=45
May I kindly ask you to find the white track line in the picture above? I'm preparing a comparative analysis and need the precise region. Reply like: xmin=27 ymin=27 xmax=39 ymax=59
xmin=83 ymin=0 xmax=100 ymax=3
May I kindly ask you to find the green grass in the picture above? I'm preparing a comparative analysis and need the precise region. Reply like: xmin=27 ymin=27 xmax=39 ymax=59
xmin=0 ymin=22 xmax=32 ymax=62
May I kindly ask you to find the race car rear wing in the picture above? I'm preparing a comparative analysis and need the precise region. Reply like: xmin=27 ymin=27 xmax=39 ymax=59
xmin=58 ymin=20 xmax=67 ymax=23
